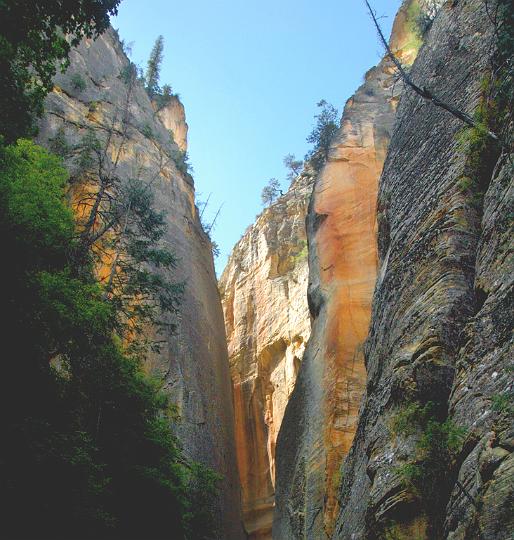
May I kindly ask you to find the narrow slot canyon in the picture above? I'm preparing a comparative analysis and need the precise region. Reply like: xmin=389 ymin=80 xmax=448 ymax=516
xmin=1 ymin=0 xmax=512 ymax=539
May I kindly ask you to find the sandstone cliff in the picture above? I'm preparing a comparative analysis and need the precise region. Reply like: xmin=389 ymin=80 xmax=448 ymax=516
xmin=273 ymin=2 xmax=425 ymax=538
xmin=219 ymin=171 xmax=314 ymax=538
xmin=157 ymin=94 xmax=189 ymax=152
xmin=333 ymin=0 xmax=513 ymax=538
xmin=36 ymin=28 xmax=244 ymax=540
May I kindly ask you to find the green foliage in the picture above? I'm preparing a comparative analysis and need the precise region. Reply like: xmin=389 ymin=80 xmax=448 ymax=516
xmin=390 ymin=401 xmax=435 ymax=437
xmin=119 ymin=62 xmax=140 ymax=85
xmin=141 ymin=123 xmax=155 ymax=140
xmin=75 ymin=128 xmax=101 ymax=173
xmin=184 ymin=463 xmax=222 ymax=539
xmin=456 ymin=0 xmax=513 ymax=203
xmin=173 ymin=148 xmax=193 ymax=175
xmin=145 ymin=35 xmax=164 ymax=98
xmin=405 ymin=0 xmax=423 ymax=51
xmin=154 ymin=84 xmax=176 ymax=110
xmin=491 ymin=391 xmax=514 ymax=414
xmin=0 ymin=0 xmax=120 ymax=142
xmin=88 ymin=100 xmax=100 ymax=113
xmin=408 ymin=0 xmax=438 ymax=40
xmin=211 ymin=240 xmax=220 ymax=258
xmin=283 ymin=153 xmax=303 ymax=183
xmin=393 ymin=400 xmax=466 ymax=535
xmin=456 ymin=75 xmax=502 ymax=208
xmin=0 ymin=140 xmax=220 ymax=539
xmin=71 ymin=73 xmax=87 ymax=92
xmin=293 ymin=240 xmax=308 ymax=262
xmin=49 ymin=127 xmax=72 ymax=158
xmin=143 ymin=36 xmax=175 ymax=108
xmin=398 ymin=417 xmax=466 ymax=495
xmin=0 ymin=139 xmax=74 ymax=257
xmin=261 ymin=177 xmax=281 ymax=206
xmin=494 ymin=0 xmax=514 ymax=145
xmin=305 ymin=99 xmax=339 ymax=172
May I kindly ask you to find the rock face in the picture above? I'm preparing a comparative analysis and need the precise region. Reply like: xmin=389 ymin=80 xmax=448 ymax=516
xmin=36 ymin=28 xmax=244 ymax=540
xmin=333 ymin=1 xmax=513 ymax=538
xmin=157 ymin=95 xmax=188 ymax=151
xmin=219 ymin=172 xmax=314 ymax=538
xmin=273 ymin=2 xmax=423 ymax=538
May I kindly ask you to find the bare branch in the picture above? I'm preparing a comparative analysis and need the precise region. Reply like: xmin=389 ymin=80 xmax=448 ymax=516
xmin=364 ymin=0 xmax=499 ymax=142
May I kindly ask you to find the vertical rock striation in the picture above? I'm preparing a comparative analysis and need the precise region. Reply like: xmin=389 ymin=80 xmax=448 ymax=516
xmin=333 ymin=0 xmax=513 ymax=538
xmin=36 ymin=28 xmax=244 ymax=539
xmin=219 ymin=172 xmax=314 ymax=538
xmin=273 ymin=2 xmax=423 ymax=538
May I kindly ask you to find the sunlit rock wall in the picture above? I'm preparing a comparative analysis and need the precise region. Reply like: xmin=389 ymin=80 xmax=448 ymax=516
xmin=157 ymin=95 xmax=188 ymax=151
xmin=219 ymin=172 xmax=314 ymax=539
xmin=36 ymin=28 xmax=244 ymax=540
xmin=273 ymin=1 xmax=424 ymax=538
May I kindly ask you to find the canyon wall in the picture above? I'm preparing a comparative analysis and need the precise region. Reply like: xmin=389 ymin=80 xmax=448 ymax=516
xmin=333 ymin=0 xmax=513 ymax=538
xmin=219 ymin=171 xmax=314 ymax=538
xmin=36 ymin=28 xmax=244 ymax=540
xmin=273 ymin=2 xmax=424 ymax=538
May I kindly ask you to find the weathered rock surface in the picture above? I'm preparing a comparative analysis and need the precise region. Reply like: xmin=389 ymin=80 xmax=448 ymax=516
xmin=219 ymin=172 xmax=314 ymax=539
xmin=157 ymin=95 xmax=188 ymax=151
xmin=333 ymin=1 xmax=513 ymax=538
xmin=273 ymin=2 xmax=423 ymax=538
xmin=36 ymin=28 xmax=244 ymax=539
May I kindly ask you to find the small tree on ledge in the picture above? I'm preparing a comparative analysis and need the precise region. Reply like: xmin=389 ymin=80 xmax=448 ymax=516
xmin=283 ymin=153 xmax=303 ymax=183
xmin=261 ymin=178 xmax=281 ymax=206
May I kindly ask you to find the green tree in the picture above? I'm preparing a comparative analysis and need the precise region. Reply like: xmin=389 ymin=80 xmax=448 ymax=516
xmin=155 ymin=83 xmax=175 ymax=109
xmin=145 ymin=35 xmax=164 ymax=98
xmin=0 ymin=0 xmax=121 ymax=142
xmin=261 ymin=177 xmax=282 ymax=206
xmin=283 ymin=153 xmax=303 ymax=183
xmin=305 ymin=99 xmax=339 ymax=171
xmin=0 ymin=140 xmax=220 ymax=539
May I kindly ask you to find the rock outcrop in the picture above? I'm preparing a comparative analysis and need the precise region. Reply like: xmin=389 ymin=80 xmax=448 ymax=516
xmin=273 ymin=2 xmax=424 ymax=538
xmin=333 ymin=0 xmax=513 ymax=538
xmin=36 ymin=28 xmax=244 ymax=540
xmin=219 ymin=172 xmax=314 ymax=538
xmin=157 ymin=95 xmax=188 ymax=152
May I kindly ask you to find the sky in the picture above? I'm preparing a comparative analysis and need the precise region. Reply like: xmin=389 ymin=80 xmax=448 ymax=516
xmin=112 ymin=0 xmax=402 ymax=274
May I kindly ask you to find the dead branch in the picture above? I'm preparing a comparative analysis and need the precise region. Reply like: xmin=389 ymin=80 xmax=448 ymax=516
xmin=364 ymin=0 xmax=500 ymax=142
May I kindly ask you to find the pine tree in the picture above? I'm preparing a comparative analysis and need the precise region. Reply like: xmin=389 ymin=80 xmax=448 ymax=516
xmin=283 ymin=153 xmax=303 ymax=183
xmin=305 ymin=100 xmax=339 ymax=171
xmin=145 ymin=35 xmax=164 ymax=98
xmin=261 ymin=178 xmax=281 ymax=206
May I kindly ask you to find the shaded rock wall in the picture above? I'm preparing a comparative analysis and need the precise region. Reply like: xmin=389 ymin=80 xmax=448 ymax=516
xmin=36 ymin=28 xmax=244 ymax=540
xmin=219 ymin=172 xmax=314 ymax=538
xmin=273 ymin=2 xmax=423 ymax=538
xmin=334 ymin=1 xmax=513 ymax=538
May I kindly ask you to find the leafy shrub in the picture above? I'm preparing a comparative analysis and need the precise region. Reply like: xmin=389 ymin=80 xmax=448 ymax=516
xmin=71 ymin=73 xmax=86 ymax=92
xmin=141 ymin=123 xmax=155 ymax=140
xmin=393 ymin=400 xmax=466 ymax=536
xmin=173 ymin=148 xmax=192 ymax=175
xmin=492 ymin=391 xmax=514 ymax=414
xmin=88 ymin=100 xmax=99 ymax=113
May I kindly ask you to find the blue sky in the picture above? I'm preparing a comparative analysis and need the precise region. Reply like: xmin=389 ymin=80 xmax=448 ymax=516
xmin=112 ymin=0 xmax=402 ymax=273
